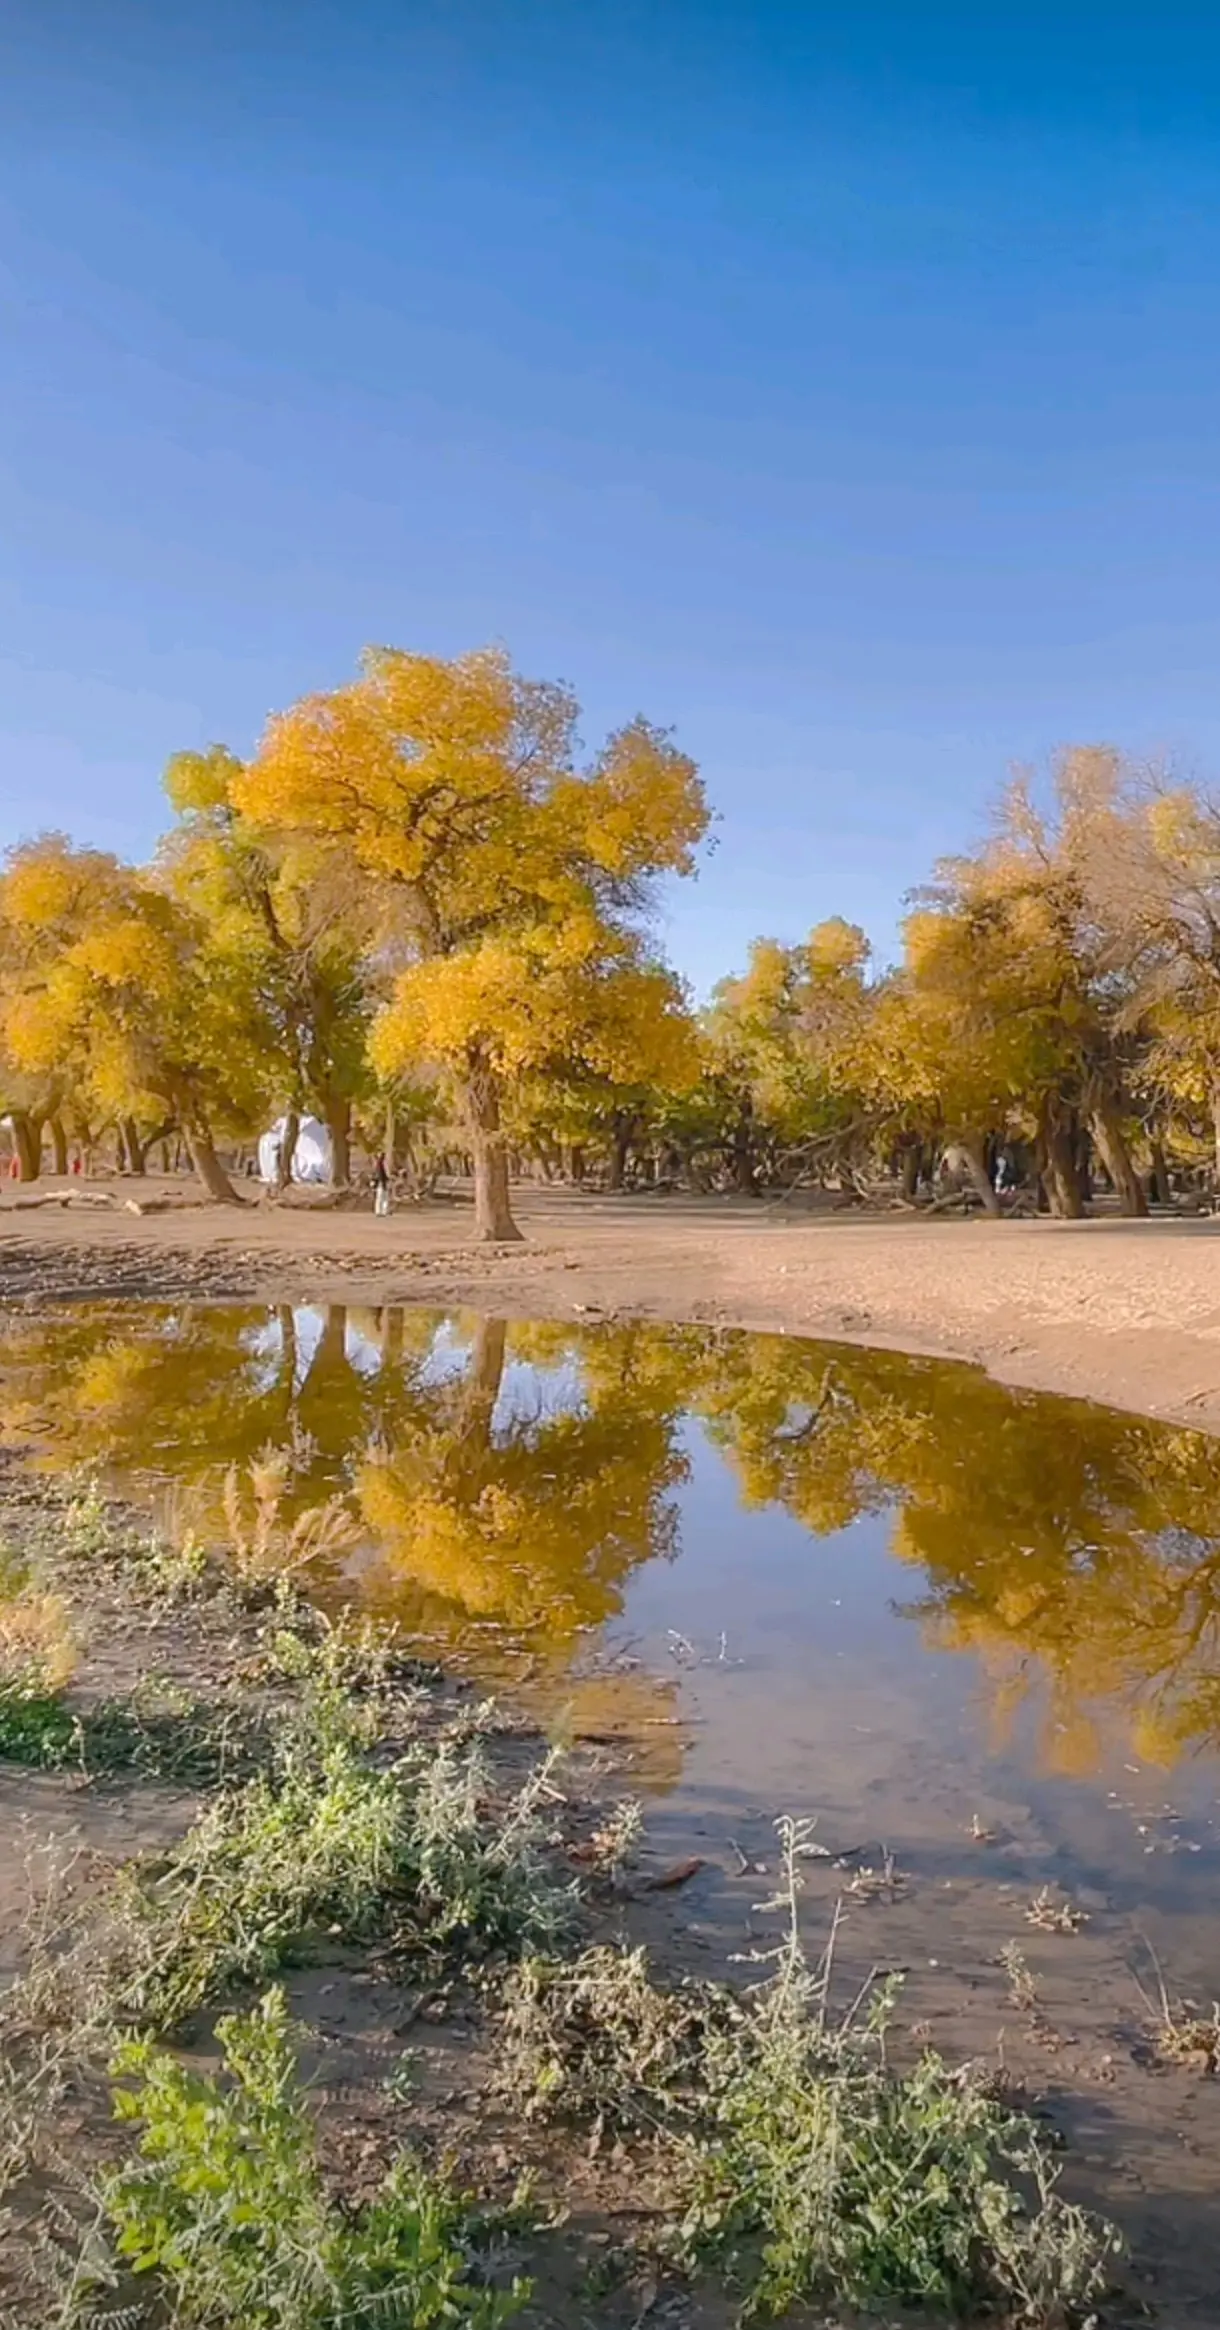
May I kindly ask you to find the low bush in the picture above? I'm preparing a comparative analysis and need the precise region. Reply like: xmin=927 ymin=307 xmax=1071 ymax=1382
xmin=496 ymin=1942 xmax=730 ymax=2141
xmin=0 ymin=1679 xmax=79 ymax=1766
xmin=114 ymin=1723 xmax=575 ymax=2031
xmin=0 ymin=1674 xmax=266 ymax=1783
xmin=256 ymin=1604 xmax=439 ymax=1699
xmin=495 ymin=1820 xmax=1121 ymax=2326
xmin=395 ymin=1733 xmax=574 ymax=1960
xmin=116 ymin=1738 xmax=413 ymax=2029
xmin=51 ymin=1478 xmax=149 ymax=1572
xmin=100 ymin=1985 xmax=528 ymax=2328
xmin=682 ymin=1983 xmax=1118 ymax=2322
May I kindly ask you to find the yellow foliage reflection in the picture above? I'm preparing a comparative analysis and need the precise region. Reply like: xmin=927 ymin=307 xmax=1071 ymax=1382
xmin=352 ymin=1314 xmax=694 ymax=1642
xmin=694 ymin=1335 xmax=1220 ymax=1772
xmin=0 ymin=1304 xmax=694 ymax=1767
xmin=6 ymin=1306 xmax=1220 ymax=1777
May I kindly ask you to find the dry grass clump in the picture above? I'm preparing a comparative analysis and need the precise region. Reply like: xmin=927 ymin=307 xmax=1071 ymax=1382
xmin=496 ymin=1943 xmax=732 ymax=2142
xmin=1133 ymin=1941 xmax=1220 ymax=2073
xmin=219 ymin=1451 xmax=362 ymax=1587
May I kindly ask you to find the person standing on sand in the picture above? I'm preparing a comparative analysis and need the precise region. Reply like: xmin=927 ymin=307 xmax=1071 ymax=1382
xmin=373 ymin=1153 xmax=391 ymax=1217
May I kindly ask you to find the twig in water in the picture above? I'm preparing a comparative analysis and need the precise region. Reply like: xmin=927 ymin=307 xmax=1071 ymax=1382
xmin=845 ymin=1846 xmax=907 ymax=1903
xmin=1025 ymin=1885 xmax=1087 ymax=1934
xmin=1131 ymin=1934 xmax=1220 ymax=2070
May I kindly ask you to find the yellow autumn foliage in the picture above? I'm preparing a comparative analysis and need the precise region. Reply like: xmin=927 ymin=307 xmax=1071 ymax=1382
xmin=233 ymin=644 xmax=706 ymax=1233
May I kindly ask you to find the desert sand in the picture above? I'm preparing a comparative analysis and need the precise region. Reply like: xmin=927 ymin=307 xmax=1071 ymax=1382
xmin=5 ymin=1179 xmax=1220 ymax=1429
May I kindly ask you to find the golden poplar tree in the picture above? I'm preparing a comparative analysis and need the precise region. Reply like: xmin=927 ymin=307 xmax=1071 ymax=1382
xmin=235 ymin=646 xmax=708 ymax=1238
xmin=0 ymin=835 xmax=266 ymax=1201
xmin=160 ymin=746 xmax=377 ymax=1185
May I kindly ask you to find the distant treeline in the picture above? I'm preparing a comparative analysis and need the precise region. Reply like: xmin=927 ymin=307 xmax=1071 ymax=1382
xmin=3 ymin=646 xmax=1218 ymax=1231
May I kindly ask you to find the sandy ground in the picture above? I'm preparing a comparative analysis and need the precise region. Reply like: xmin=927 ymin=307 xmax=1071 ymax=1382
xmin=5 ymin=1179 xmax=1220 ymax=1429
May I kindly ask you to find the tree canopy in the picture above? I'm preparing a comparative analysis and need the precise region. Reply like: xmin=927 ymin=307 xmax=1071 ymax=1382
xmin=8 ymin=666 xmax=1220 ymax=1222
xmin=235 ymin=646 xmax=708 ymax=1235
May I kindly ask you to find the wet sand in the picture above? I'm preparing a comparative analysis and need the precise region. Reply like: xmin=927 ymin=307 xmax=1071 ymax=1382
xmin=5 ymin=1180 xmax=1220 ymax=1432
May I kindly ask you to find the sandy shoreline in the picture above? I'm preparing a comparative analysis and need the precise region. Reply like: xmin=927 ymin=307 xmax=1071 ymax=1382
xmin=6 ymin=1181 xmax=1220 ymax=1431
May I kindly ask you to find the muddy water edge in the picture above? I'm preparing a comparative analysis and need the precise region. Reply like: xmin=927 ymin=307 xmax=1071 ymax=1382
xmin=3 ymin=1298 xmax=1220 ymax=2324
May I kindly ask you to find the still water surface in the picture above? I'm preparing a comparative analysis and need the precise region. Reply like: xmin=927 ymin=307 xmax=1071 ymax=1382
xmin=4 ymin=1301 xmax=1220 ymax=1967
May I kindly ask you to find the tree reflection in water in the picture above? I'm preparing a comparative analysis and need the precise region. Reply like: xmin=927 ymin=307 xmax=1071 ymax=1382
xmin=693 ymin=1335 xmax=1220 ymax=1773
xmin=5 ymin=1306 xmax=1220 ymax=1778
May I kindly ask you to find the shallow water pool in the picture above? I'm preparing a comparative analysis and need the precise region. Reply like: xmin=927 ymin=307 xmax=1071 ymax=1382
xmin=4 ymin=1300 xmax=1220 ymax=1941
xmin=10 ymin=1297 xmax=1220 ymax=2301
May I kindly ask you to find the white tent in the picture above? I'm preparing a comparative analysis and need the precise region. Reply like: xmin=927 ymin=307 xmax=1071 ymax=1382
xmin=257 ymin=1114 xmax=333 ymax=1186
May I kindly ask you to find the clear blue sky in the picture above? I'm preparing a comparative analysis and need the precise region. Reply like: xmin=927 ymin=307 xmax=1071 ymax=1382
xmin=4 ymin=3 xmax=1220 ymax=995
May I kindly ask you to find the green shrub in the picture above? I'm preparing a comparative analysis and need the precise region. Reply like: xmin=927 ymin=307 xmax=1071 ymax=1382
xmin=0 ymin=1674 xmax=266 ymax=1782
xmin=495 ymin=1820 xmax=1121 ymax=2326
xmin=102 ymin=1986 xmax=528 ymax=2328
xmin=683 ymin=1988 xmax=1117 ymax=2321
xmin=677 ymin=1822 xmax=1121 ymax=2323
xmin=0 ymin=1679 xmax=78 ymax=1766
xmin=117 ymin=1739 xmax=410 ymax=2029
xmin=47 ymin=1473 xmax=209 ymax=1597
xmin=395 ymin=1734 xmax=574 ymax=1960
xmin=116 ymin=1728 xmax=574 ymax=2031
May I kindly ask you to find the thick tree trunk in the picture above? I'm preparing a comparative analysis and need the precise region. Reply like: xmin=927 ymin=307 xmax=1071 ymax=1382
xmin=9 ymin=1110 xmax=38 ymax=1182
xmin=1038 ymin=1096 xmax=1086 ymax=1218
xmin=731 ymin=1101 xmax=758 ymax=1195
xmin=183 ymin=1122 xmax=241 ymax=1204
xmin=568 ymin=1145 xmax=586 ymax=1186
xmin=465 ymin=1059 xmax=522 ymax=1241
xmin=959 ymin=1135 xmax=1001 ymax=1217
xmin=1042 ymin=1148 xmax=1085 ymax=1217
xmin=534 ymin=1137 xmax=561 ymax=1184
xmin=899 ymin=1141 xmax=921 ymax=1203
xmin=607 ymin=1117 xmax=633 ymax=1192
xmin=1089 ymin=1100 xmax=1148 ymax=1218
xmin=325 ymin=1100 xmax=351 ymax=1189
xmin=48 ymin=1116 xmax=68 ymax=1177
xmin=275 ymin=1110 xmax=301 ymax=1194
xmin=1149 ymin=1138 xmax=1172 ymax=1208
xmin=121 ymin=1117 xmax=147 ymax=1175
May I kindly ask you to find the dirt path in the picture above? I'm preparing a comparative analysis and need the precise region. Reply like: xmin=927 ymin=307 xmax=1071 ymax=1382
xmin=6 ymin=1179 xmax=1220 ymax=1428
